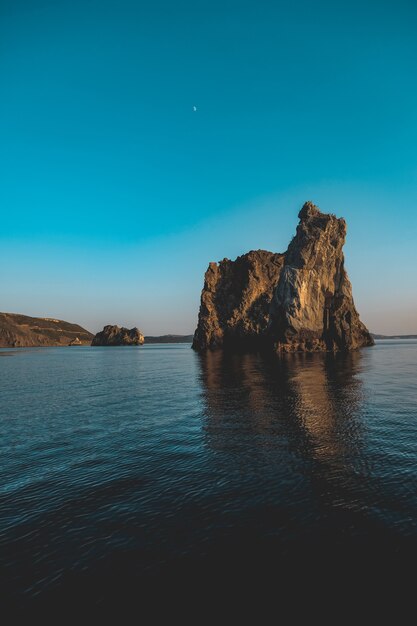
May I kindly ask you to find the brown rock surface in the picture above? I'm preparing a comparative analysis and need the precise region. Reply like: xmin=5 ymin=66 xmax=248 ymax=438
xmin=91 ymin=325 xmax=145 ymax=346
xmin=268 ymin=202 xmax=374 ymax=351
xmin=0 ymin=312 xmax=93 ymax=347
xmin=68 ymin=337 xmax=83 ymax=346
xmin=193 ymin=202 xmax=373 ymax=353
xmin=192 ymin=250 xmax=284 ymax=350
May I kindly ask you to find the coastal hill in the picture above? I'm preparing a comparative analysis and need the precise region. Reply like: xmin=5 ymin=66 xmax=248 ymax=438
xmin=0 ymin=312 xmax=93 ymax=347
xmin=193 ymin=202 xmax=374 ymax=353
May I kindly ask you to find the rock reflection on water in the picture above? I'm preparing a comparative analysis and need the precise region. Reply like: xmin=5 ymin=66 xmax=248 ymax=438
xmin=199 ymin=349 xmax=364 ymax=465
xmin=197 ymin=347 xmax=383 ymax=543
xmin=197 ymin=346 xmax=417 ymax=573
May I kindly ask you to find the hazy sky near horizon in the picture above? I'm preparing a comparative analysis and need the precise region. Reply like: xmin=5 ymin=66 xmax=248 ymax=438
xmin=1 ymin=0 xmax=417 ymax=335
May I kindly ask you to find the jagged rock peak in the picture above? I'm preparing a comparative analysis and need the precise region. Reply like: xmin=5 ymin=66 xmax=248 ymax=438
xmin=269 ymin=203 xmax=373 ymax=352
xmin=298 ymin=200 xmax=323 ymax=220
xmin=91 ymin=325 xmax=145 ymax=346
xmin=285 ymin=202 xmax=346 ymax=269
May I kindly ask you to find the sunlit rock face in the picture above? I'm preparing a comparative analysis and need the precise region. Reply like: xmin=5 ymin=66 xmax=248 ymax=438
xmin=193 ymin=202 xmax=373 ymax=353
xmin=269 ymin=202 xmax=374 ymax=352
xmin=91 ymin=325 xmax=144 ymax=346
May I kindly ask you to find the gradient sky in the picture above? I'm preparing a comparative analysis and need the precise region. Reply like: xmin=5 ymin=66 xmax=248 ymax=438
xmin=1 ymin=0 xmax=417 ymax=334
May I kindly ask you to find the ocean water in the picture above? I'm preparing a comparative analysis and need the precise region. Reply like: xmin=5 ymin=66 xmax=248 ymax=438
xmin=1 ymin=341 xmax=417 ymax=608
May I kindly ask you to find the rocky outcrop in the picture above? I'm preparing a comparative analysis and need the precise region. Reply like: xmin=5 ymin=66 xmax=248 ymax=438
xmin=68 ymin=337 xmax=83 ymax=346
xmin=193 ymin=202 xmax=373 ymax=353
xmin=268 ymin=202 xmax=374 ymax=351
xmin=91 ymin=325 xmax=144 ymax=346
xmin=0 ymin=312 xmax=93 ymax=347
xmin=192 ymin=250 xmax=284 ymax=350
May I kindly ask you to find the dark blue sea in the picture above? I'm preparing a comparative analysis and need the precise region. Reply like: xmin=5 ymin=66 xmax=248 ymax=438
xmin=1 ymin=341 xmax=416 ymax=610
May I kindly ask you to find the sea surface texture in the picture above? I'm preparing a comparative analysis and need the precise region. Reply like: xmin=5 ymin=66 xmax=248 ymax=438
xmin=1 ymin=342 xmax=416 ymax=607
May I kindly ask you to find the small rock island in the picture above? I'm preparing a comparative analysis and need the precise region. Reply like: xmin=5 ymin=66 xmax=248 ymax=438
xmin=193 ymin=201 xmax=374 ymax=353
xmin=92 ymin=325 xmax=145 ymax=346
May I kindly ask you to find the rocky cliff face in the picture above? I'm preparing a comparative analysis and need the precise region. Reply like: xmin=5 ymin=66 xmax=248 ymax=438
xmin=193 ymin=202 xmax=373 ymax=353
xmin=92 ymin=325 xmax=144 ymax=346
xmin=192 ymin=250 xmax=284 ymax=350
xmin=0 ymin=312 xmax=93 ymax=347
xmin=268 ymin=202 xmax=374 ymax=351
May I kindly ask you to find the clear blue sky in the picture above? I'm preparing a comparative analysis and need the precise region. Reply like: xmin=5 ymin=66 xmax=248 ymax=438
xmin=1 ymin=0 xmax=416 ymax=334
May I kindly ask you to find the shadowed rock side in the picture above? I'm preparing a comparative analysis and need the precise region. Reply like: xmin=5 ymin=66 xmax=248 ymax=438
xmin=92 ymin=325 xmax=144 ymax=346
xmin=192 ymin=250 xmax=284 ymax=351
xmin=268 ymin=202 xmax=374 ymax=352
xmin=193 ymin=202 xmax=373 ymax=353
xmin=0 ymin=312 xmax=93 ymax=347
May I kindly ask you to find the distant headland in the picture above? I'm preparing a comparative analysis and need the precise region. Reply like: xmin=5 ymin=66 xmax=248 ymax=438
xmin=371 ymin=334 xmax=417 ymax=340
xmin=0 ymin=312 xmax=93 ymax=347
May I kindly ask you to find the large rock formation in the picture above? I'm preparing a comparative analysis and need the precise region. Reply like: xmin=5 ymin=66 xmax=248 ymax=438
xmin=91 ymin=325 xmax=144 ymax=346
xmin=193 ymin=202 xmax=374 ymax=353
xmin=0 ymin=312 xmax=93 ymax=347
xmin=192 ymin=250 xmax=284 ymax=350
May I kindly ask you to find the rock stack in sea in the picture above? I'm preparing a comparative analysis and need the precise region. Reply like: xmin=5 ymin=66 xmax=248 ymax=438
xmin=192 ymin=201 xmax=374 ymax=353
xmin=91 ymin=325 xmax=145 ymax=346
